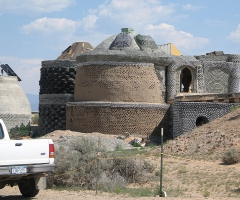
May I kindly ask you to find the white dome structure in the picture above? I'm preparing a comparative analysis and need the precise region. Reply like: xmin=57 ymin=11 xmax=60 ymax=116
xmin=0 ymin=76 xmax=31 ymax=131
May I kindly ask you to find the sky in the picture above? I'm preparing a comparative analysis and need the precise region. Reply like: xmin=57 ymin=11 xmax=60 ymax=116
xmin=0 ymin=0 xmax=240 ymax=95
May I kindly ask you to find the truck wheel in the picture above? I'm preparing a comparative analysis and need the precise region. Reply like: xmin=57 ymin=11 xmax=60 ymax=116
xmin=18 ymin=178 xmax=39 ymax=197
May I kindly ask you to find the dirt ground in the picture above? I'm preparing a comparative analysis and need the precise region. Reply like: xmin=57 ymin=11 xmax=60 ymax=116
xmin=0 ymin=185 xmax=238 ymax=200
xmin=1 ymin=108 xmax=240 ymax=199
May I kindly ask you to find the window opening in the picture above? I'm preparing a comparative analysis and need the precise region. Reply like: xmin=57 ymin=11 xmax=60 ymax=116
xmin=180 ymin=67 xmax=192 ymax=93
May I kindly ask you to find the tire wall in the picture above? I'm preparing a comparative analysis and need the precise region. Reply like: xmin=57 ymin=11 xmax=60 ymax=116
xmin=39 ymin=60 xmax=76 ymax=135
xmin=172 ymin=102 xmax=240 ymax=138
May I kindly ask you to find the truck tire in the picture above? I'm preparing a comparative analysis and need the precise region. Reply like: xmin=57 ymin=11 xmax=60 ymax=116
xmin=18 ymin=178 xmax=39 ymax=197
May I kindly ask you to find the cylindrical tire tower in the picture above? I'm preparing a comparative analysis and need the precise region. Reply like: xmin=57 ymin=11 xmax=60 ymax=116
xmin=38 ymin=60 xmax=77 ymax=135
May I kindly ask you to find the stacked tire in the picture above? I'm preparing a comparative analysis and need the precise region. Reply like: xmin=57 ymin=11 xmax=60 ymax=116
xmin=40 ymin=66 xmax=76 ymax=94
xmin=38 ymin=60 xmax=76 ymax=135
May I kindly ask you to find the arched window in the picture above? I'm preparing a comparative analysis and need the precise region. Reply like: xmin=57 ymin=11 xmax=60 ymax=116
xmin=180 ymin=67 xmax=192 ymax=92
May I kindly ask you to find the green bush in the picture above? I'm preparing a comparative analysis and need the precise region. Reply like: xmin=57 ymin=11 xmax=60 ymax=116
xmin=9 ymin=122 xmax=30 ymax=138
xmin=231 ymin=105 xmax=240 ymax=111
xmin=222 ymin=148 xmax=240 ymax=165
xmin=48 ymin=136 xmax=154 ymax=191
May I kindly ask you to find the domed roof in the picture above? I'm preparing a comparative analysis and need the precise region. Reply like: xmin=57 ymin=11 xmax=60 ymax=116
xmin=76 ymin=28 xmax=198 ymax=65
xmin=0 ymin=76 xmax=31 ymax=115
xmin=95 ymin=28 xmax=161 ymax=52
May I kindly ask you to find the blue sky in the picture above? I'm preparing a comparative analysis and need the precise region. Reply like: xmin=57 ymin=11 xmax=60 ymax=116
xmin=0 ymin=0 xmax=240 ymax=95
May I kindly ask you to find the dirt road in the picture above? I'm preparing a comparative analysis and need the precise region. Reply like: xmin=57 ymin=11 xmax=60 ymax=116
xmin=0 ymin=186 xmax=238 ymax=200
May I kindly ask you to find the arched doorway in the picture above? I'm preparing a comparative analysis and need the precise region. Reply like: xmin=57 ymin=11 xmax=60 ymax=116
xmin=196 ymin=116 xmax=209 ymax=126
xmin=180 ymin=67 xmax=192 ymax=92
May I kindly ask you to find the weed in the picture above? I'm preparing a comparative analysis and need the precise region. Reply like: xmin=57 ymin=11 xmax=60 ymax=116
xmin=178 ymin=166 xmax=187 ymax=174
xmin=155 ymin=170 xmax=160 ymax=176
xmin=222 ymin=148 xmax=240 ymax=165
xmin=104 ymin=187 xmax=155 ymax=197
xmin=146 ymin=143 xmax=157 ymax=148
xmin=166 ymin=186 xmax=184 ymax=197
xmin=114 ymin=143 xmax=123 ymax=151
xmin=203 ymin=189 xmax=210 ymax=197
xmin=231 ymin=105 xmax=240 ymax=111
xmin=31 ymin=114 xmax=39 ymax=124
xmin=133 ymin=143 xmax=142 ymax=147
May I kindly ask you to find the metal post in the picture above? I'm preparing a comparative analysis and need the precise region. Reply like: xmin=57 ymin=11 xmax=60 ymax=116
xmin=95 ymin=137 xmax=101 ymax=195
xmin=159 ymin=128 xmax=163 ymax=197
xmin=95 ymin=155 xmax=99 ymax=195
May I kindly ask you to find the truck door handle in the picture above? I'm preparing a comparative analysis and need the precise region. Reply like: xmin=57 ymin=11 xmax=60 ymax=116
xmin=15 ymin=143 xmax=22 ymax=146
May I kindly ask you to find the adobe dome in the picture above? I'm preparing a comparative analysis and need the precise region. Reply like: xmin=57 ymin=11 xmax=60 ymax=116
xmin=0 ymin=76 xmax=31 ymax=130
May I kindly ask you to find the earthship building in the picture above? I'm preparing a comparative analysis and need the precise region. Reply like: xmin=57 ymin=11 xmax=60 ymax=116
xmin=38 ymin=28 xmax=240 ymax=141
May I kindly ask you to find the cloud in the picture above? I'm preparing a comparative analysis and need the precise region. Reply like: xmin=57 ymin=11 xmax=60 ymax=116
xmin=182 ymin=3 xmax=204 ymax=11
xmin=0 ymin=0 xmax=75 ymax=14
xmin=0 ymin=56 xmax=41 ymax=94
xmin=205 ymin=19 xmax=226 ymax=27
xmin=144 ymin=23 xmax=209 ymax=54
xmin=21 ymin=17 xmax=80 ymax=34
xmin=82 ymin=15 xmax=98 ymax=30
xmin=227 ymin=25 xmax=240 ymax=43
xmin=21 ymin=15 xmax=97 ymax=35
xmin=91 ymin=0 xmax=176 ymax=28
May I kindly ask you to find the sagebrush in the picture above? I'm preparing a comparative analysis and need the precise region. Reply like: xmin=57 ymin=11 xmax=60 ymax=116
xmin=222 ymin=148 xmax=240 ymax=165
xmin=47 ymin=136 xmax=154 ymax=191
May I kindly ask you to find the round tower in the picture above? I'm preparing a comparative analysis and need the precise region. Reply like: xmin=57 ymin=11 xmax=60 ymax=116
xmin=66 ymin=28 xmax=170 ymax=138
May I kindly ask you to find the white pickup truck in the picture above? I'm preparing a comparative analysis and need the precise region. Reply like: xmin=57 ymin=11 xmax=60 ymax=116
xmin=0 ymin=119 xmax=55 ymax=197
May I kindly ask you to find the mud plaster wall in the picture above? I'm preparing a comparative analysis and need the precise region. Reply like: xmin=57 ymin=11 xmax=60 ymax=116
xmin=0 ymin=76 xmax=31 ymax=131
xmin=172 ymin=102 xmax=240 ymax=138
xmin=1 ymin=114 xmax=30 ymax=131
xmin=74 ymin=61 xmax=165 ymax=103
xmin=66 ymin=102 xmax=170 ymax=141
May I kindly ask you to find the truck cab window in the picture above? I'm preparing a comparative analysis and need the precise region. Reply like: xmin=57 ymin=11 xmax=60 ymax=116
xmin=0 ymin=124 xmax=3 ymax=139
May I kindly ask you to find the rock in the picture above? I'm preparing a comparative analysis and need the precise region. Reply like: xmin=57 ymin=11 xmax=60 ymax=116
xmin=124 ymin=137 xmax=135 ymax=144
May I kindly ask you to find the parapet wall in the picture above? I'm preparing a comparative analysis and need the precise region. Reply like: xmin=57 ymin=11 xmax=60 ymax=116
xmin=195 ymin=54 xmax=240 ymax=63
